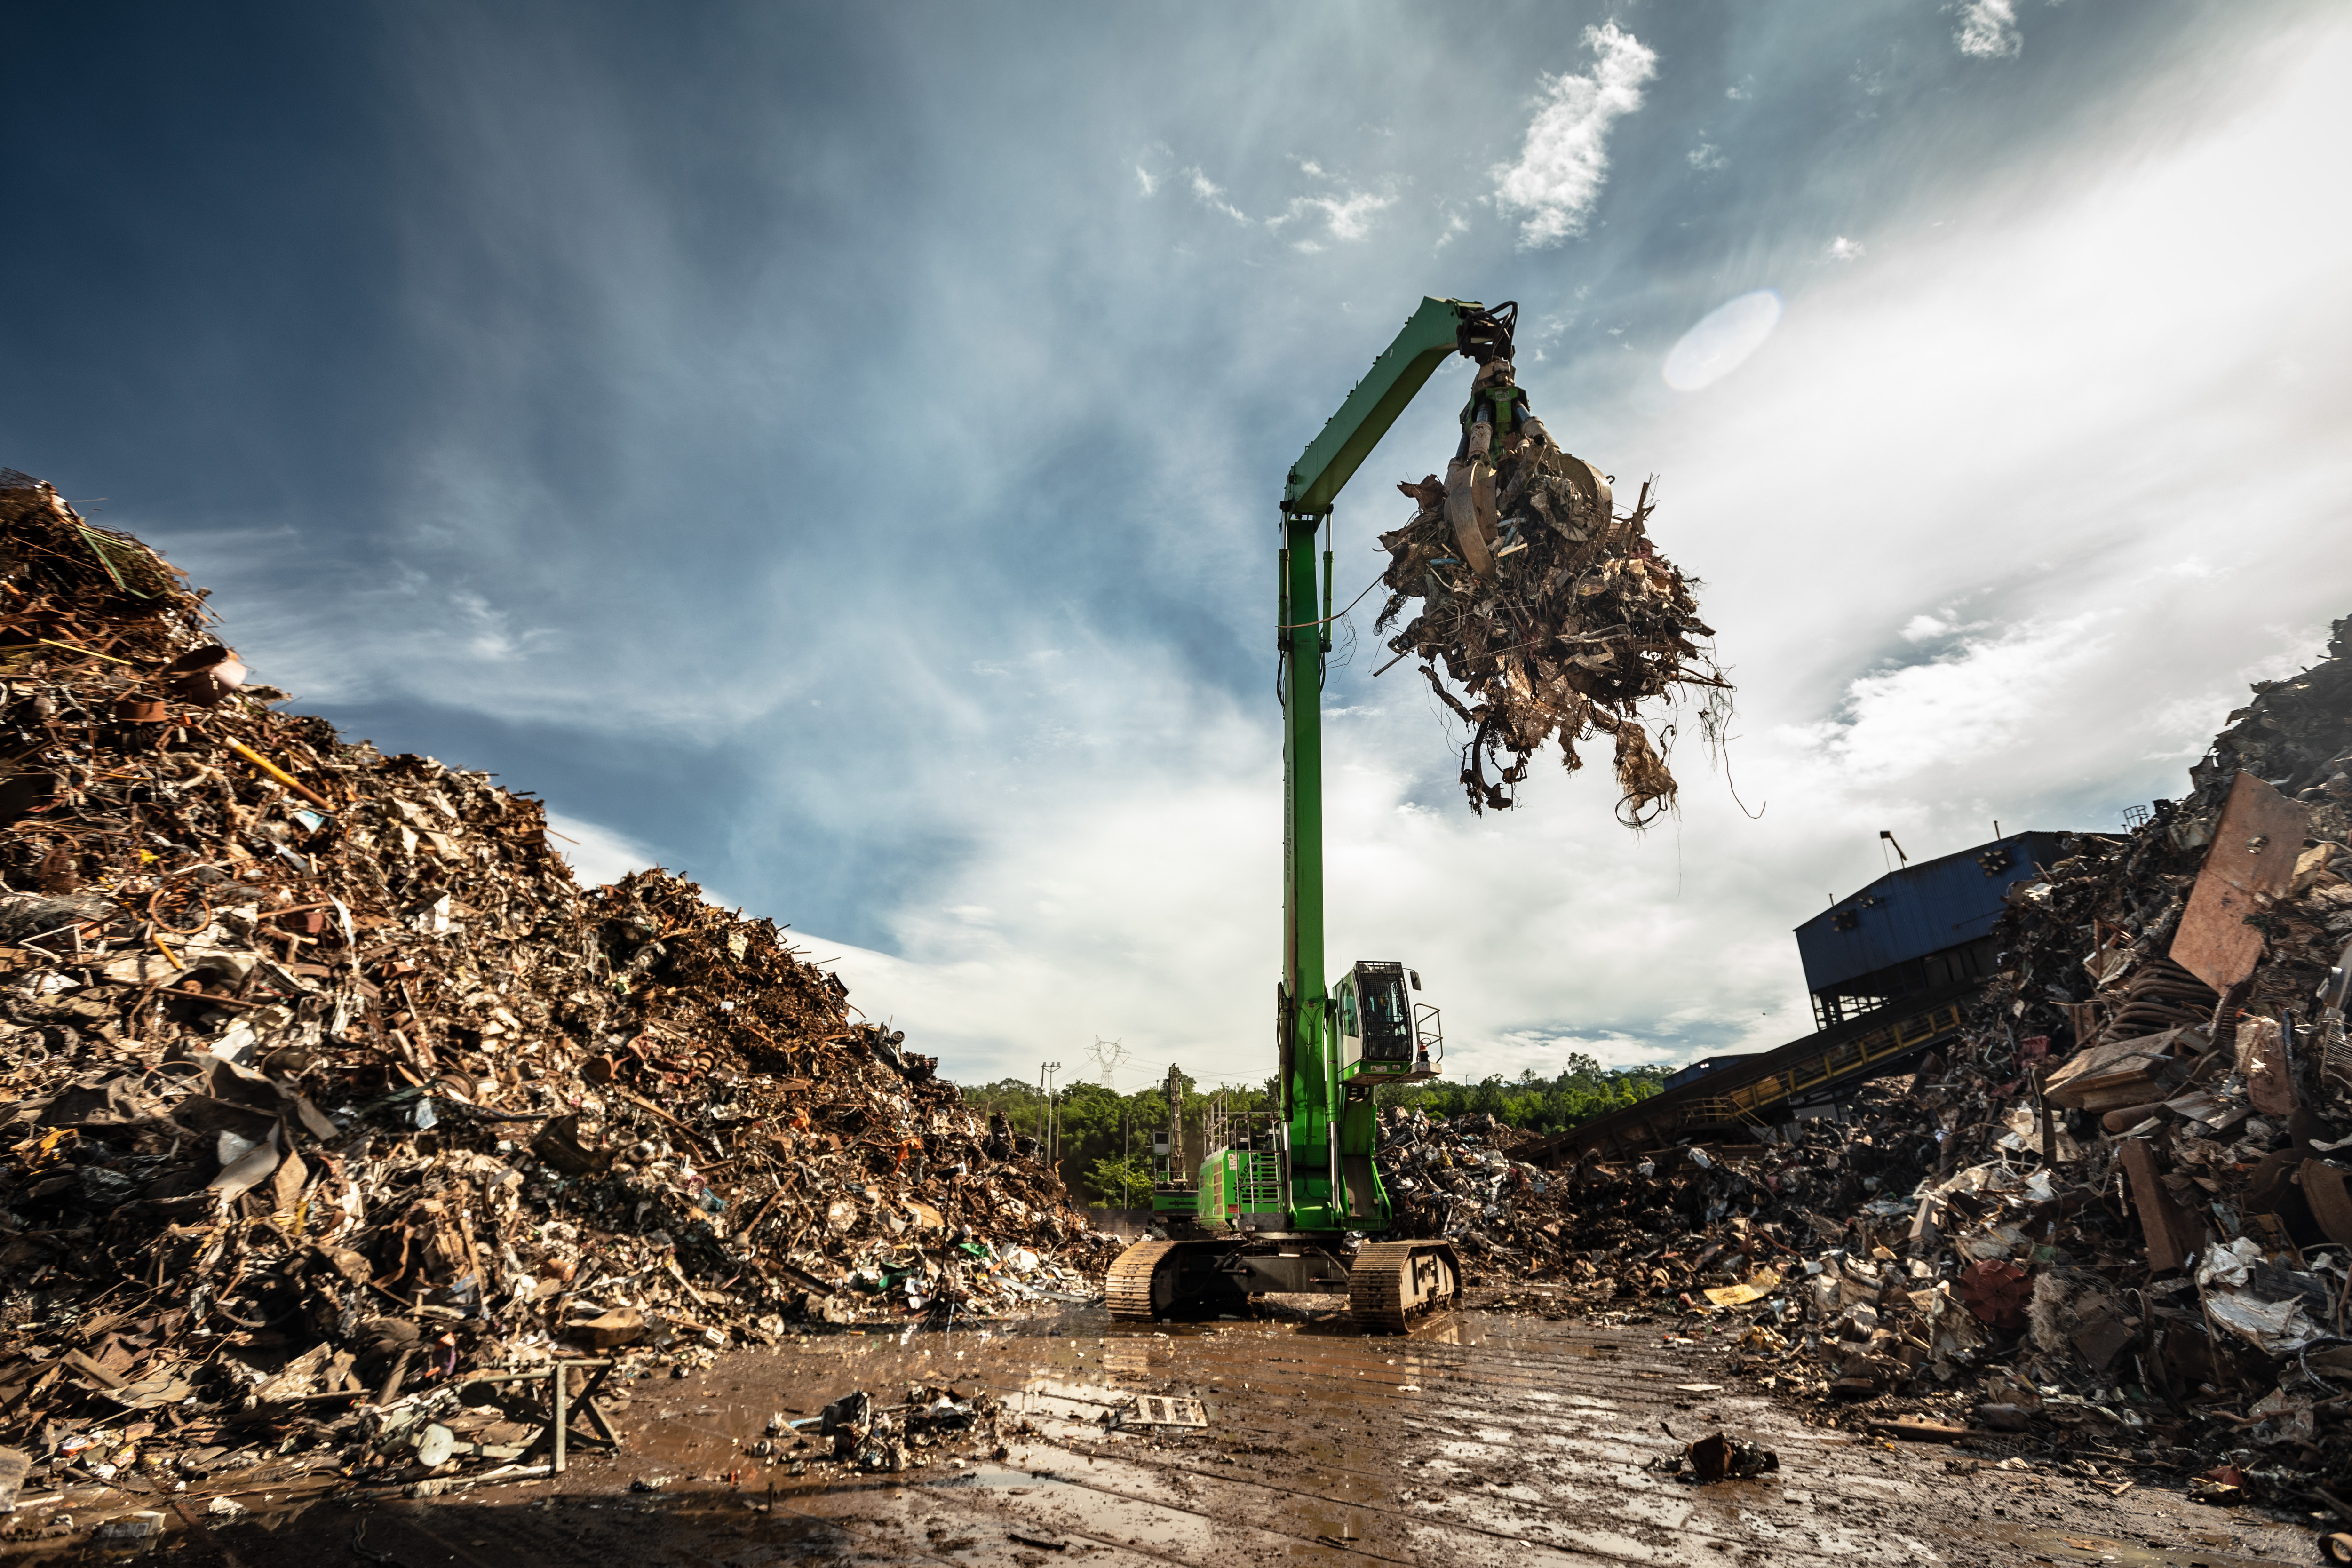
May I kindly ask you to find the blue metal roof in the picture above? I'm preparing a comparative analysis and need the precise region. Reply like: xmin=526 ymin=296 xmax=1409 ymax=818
xmin=1793 ymin=831 xmax=2074 ymax=994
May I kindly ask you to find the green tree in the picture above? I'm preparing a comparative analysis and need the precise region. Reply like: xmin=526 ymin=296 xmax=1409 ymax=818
xmin=1085 ymin=1152 xmax=1153 ymax=1206
xmin=1371 ymin=1057 xmax=1669 ymax=1132
xmin=967 ymin=1054 xmax=1670 ymax=1196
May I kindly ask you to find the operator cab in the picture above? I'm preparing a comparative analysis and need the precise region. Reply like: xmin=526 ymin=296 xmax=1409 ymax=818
xmin=1335 ymin=960 xmax=1441 ymax=1083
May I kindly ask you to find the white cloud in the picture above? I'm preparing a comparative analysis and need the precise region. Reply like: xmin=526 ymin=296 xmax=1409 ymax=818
xmin=1490 ymin=23 xmax=1659 ymax=248
xmin=447 ymin=587 xmax=554 ymax=661
xmin=1184 ymin=167 xmax=1249 ymax=224
xmin=1955 ymin=0 xmax=2024 ymax=59
xmin=1688 ymin=142 xmax=1726 ymax=172
xmin=544 ymin=812 xmax=658 ymax=887
xmin=1786 ymin=616 xmax=2111 ymax=786
xmin=1273 ymin=188 xmax=1394 ymax=242
xmin=1827 ymin=234 xmax=1865 ymax=261
xmin=1135 ymin=165 xmax=1158 ymax=197
xmin=1169 ymin=160 xmax=1393 ymax=245
xmin=1899 ymin=610 xmax=1988 ymax=642
xmin=810 ymin=687 xmax=1284 ymax=1082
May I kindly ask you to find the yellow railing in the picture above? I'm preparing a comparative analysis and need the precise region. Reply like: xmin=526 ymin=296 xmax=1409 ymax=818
xmin=1531 ymin=996 xmax=1974 ymax=1165
xmin=1686 ymin=1003 xmax=1964 ymax=1125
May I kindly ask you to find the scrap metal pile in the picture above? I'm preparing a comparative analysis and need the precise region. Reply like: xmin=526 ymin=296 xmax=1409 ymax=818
xmin=1376 ymin=1105 xmax=1929 ymax=1302
xmin=1373 ymin=366 xmax=1730 ymax=821
xmin=1379 ymin=615 xmax=2352 ymax=1501
xmin=0 ymin=470 xmax=1113 ymax=1488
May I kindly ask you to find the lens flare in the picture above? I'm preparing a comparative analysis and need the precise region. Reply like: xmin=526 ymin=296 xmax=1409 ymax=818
xmin=1662 ymin=289 xmax=1783 ymax=391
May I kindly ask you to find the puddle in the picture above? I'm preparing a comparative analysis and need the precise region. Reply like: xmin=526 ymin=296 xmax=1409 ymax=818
xmin=1967 ymin=1520 xmax=2303 ymax=1568
xmin=1 ymin=1309 xmax=2314 ymax=1568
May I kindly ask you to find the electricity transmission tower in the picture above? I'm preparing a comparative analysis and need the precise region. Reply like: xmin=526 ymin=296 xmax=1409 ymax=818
xmin=1082 ymin=1035 xmax=1132 ymax=1091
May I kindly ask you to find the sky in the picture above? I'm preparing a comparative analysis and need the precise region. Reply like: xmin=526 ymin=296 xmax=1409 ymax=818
xmin=4 ymin=1 xmax=2348 ymax=1094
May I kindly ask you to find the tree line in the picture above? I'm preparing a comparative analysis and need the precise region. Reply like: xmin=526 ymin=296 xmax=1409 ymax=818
xmin=957 ymin=1051 xmax=1666 ymax=1205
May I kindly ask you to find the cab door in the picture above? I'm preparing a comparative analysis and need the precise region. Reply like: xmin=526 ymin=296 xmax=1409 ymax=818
xmin=1336 ymin=975 xmax=1362 ymax=1075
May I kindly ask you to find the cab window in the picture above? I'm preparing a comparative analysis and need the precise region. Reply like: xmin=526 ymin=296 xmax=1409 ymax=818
xmin=1359 ymin=971 xmax=1413 ymax=1061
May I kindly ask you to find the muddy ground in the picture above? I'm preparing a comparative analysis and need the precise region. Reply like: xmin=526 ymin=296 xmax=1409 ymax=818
xmin=0 ymin=1292 xmax=2324 ymax=1567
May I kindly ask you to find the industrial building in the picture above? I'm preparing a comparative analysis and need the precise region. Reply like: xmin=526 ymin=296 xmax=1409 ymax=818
xmin=1526 ymin=829 xmax=2078 ymax=1162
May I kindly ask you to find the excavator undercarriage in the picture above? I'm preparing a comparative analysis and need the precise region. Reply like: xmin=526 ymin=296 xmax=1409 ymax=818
xmin=1105 ymin=1236 xmax=1462 ymax=1333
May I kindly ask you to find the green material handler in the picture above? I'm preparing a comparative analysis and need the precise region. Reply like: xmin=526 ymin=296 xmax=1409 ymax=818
xmin=1106 ymin=298 xmax=1522 ymax=1331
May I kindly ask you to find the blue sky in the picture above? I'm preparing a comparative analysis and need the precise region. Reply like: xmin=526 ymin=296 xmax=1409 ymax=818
xmin=6 ymin=1 xmax=2347 ymax=1091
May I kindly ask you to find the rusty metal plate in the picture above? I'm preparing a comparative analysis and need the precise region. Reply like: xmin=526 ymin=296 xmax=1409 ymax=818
xmin=2169 ymin=771 xmax=2309 ymax=993
xmin=1956 ymin=1258 xmax=2031 ymax=1328
xmin=2119 ymin=1137 xmax=2201 ymax=1273
xmin=2301 ymin=1159 xmax=2352 ymax=1248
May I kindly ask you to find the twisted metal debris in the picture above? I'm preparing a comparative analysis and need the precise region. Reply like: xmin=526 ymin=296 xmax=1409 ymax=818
xmin=1373 ymin=385 xmax=1730 ymax=821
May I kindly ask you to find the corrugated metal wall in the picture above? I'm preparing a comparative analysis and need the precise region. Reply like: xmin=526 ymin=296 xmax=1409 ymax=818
xmin=1792 ymin=830 xmax=2074 ymax=995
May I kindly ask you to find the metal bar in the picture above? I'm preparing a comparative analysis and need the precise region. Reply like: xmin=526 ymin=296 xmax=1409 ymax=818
xmin=579 ymin=1366 xmax=623 ymax=1448
xmin=552 ymin=1363 xmax=569 ymax=1474
xmin=223 ymin=739 xmax=336 ymax=813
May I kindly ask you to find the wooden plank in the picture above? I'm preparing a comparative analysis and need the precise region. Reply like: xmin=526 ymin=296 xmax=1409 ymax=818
xmin=2117 ymin=1137 xmax=2202 ymax=1272
xmin=2046 ymin=1027 xmax=2185 ymax=1109
xmin=2170 ymin=771 xmax=2308 ymax=992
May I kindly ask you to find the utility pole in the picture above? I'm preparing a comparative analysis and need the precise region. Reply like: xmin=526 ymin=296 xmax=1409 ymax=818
xmin=1165 ymin=1062 xmax=1184 ymax=1183
xmin=1041 ymin=1060 xmax=1062 ymax=1170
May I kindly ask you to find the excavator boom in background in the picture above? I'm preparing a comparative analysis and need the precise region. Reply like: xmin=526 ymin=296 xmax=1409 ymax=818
xmin=1107 ymin=297 xmax=1521 ymax=1329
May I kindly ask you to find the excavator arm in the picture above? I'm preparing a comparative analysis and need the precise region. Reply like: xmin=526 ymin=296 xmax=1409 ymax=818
xmin=1281 ymin=297 xmax=1515 ymax=516
xmin=1276 ymin=297 xmax=1512 ymax=1230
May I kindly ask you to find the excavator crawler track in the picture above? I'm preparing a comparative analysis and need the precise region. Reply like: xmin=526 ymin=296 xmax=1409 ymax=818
xmin=1105 ymin=1238 xmax=1181 ymax=1322
xmin=1346 ymin=1240 xmax=1461 ymax=1332
xmin=1104 ymin=1237 xmax=1252 ymax=1321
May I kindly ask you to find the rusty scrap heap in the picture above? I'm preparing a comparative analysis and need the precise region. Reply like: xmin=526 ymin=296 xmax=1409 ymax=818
xmin=0 ymin=470 xmax=1112 ymax=1479
xmin=1375 ymin=1106 xmax=1926 ymax=1299
xmin=1384 ymin=618 xmax=2352 ymax=1497
xmin=1373 ymin=400 xmax=1730 ymax=821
